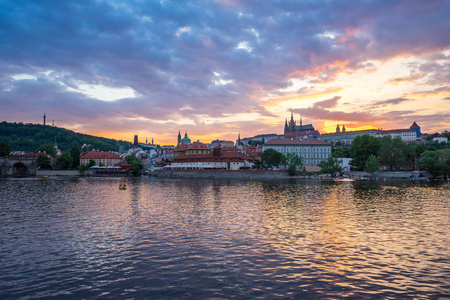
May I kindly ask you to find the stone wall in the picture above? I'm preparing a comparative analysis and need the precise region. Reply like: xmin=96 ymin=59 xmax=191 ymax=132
xmin=151 ymin=170 xmax=289 ymax=179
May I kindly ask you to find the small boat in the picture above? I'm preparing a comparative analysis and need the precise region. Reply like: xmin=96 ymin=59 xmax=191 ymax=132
xmin=119 ymin=184 xmax=127 ymax=190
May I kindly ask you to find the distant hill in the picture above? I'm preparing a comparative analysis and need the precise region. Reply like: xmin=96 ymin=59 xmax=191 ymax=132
xmin=0 ymin=121 xmax=129 ymax=153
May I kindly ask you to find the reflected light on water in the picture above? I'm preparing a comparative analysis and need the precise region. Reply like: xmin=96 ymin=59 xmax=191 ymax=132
xmin=0 ymin=177 xmax=449 ymax=299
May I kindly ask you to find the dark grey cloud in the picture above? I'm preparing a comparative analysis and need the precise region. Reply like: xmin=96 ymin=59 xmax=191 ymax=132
xmin=1 ymin=0 xmax=449 ymax=138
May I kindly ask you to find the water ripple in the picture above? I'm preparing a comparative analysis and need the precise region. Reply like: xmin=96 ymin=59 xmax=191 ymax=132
xmin=0 ymin=177 xmax=449 ymax=299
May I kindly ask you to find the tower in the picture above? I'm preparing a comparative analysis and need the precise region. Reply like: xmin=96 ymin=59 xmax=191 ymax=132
xmin=237 ymin=132 xmax=241 ymax=146
xmin=336 ymin=124 xmax=340 ymax=133
xmin=342 ymin=124 xmax=346 ymax=133
xmin=410 ymin=121 xmax=421 ymax=139
xmin=133 ymin=134 xmax=138 ymax=146
xmin=43 ymin=112 xmax=46 ymax=125
xmin=152 ymin=138 xmax=154 ymax=145
xmin=177 ymin=130 xmax=182 ymax=145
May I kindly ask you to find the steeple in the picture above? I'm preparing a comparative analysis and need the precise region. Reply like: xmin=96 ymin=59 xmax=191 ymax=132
xmin=177 ymin=130 xmax=182 ymax=145
xmin=300 ymin=117 xmax=303 ymax=129
xmin=43 ymin=112 xmax=46 ymax=125
xmin=342 ymin=124 xmax=346 ymax=133
xmin=237 ymin=132 xmax=241 ymax=146
xmin=152 ymin=138 xmax=154 ymax=145
xmin=336 ymin=124 xmax=340 ymax=133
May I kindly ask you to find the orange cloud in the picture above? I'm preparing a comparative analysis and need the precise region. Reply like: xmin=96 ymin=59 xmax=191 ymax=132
xmin=263 ymin=86 xmax=344 ymax=107
xmin=406 ymin=86 xmax=450 ymax=97
xmin=288 ymin=59 xmax=350 ymax=83
xmin=386 ymin=72 xmax=425 ymax=85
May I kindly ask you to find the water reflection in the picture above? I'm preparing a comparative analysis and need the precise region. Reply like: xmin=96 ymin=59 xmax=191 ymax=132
xmin=0 ymin=177 xmax=449 ymax=299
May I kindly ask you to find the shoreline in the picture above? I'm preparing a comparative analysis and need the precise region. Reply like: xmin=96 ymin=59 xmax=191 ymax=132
xmin=1 ymin=169 xmax=439 ymax=181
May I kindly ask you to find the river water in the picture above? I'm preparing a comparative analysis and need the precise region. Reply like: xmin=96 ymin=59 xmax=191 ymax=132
xmin=0 ymin=177 xmax=449 ymax=299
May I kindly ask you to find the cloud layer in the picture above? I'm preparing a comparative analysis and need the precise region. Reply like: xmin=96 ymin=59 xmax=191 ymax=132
xmin=1 ymin=0 xmax=449 ymax=143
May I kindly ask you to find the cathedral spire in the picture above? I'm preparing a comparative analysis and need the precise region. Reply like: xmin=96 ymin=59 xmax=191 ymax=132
xmin=336 ymin=124 xmax=340 ymax=133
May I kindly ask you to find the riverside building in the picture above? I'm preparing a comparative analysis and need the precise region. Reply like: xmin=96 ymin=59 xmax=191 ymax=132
xmin=262 ymin=139 xmax=332 ymax=167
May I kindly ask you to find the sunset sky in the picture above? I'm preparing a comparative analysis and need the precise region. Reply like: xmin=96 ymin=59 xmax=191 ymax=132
xmin=1 ymin=0 xmax=449 ymax=145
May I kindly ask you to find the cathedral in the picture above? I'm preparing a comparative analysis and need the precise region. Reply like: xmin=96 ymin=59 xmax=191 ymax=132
xmin=284 ymin=113 xmax=315 ymax=135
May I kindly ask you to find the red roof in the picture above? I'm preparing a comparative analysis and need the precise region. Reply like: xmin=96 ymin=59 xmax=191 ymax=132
xmin=320 ymin=129 xmax=378 ymax=136
xmin=264 ymin=139 xmax=330 ymax=145
xmin=81 ymin=150 xmax=121 ymax=159
xmin=174 ymin=152 xmax=253 ymax=163
xmin=187 ymin=141 xmax=210 ymax=150
xmin=379 ymin=129 xmax=415 ymax=134
xmin=175 ymin=144 xmax=190 ymax=151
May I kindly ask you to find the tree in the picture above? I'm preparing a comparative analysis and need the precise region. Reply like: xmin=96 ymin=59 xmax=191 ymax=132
xmin=365 ymin=155 xmax=380 ymax=173
xmin=69 ymin=146 xmax=81 ymax=168
xmin=261 ymin=149 xmax=283 ymax=169
xmin=378 ymin=136 xmax=408 ymax=170
xmin=78 ymin=159 xmax=96 ymax=174
xmin=319 ymin=156 xmax=343 ymax=177
xmin=417 ymin=150 xmax=446 ymax=178
xmin=125 ymin=155 xmax=144 ymax=176
xmin=350 ymin=134 xmax=381 ymax=170
xmin=56 ymin=152 xmax=73 ymax=169
xmin=282 ymin=153 xmax=303 ymax=175
xmin=0 ymin=142 xmax=10 ymax=157
xmin=36 ymin=144 xmax=57 ymax=157
xmin=36 ymin=154 xmax=52 ymax=169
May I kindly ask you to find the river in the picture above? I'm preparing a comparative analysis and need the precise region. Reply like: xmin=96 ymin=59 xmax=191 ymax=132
xmin=0 ymin=177 xmax=449 ymax=299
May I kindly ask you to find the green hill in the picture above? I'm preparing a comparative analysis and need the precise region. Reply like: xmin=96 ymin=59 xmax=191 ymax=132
xmin=0 ymin=121 xmax=129 ymax=153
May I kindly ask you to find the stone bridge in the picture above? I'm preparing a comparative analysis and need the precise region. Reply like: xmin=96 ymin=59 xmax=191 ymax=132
xmin=0 ymin=157 xmax=38 ymax=177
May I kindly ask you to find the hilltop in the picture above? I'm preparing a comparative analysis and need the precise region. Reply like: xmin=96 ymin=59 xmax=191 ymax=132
xmin=0 ymin=121 xmax=129 ymax=153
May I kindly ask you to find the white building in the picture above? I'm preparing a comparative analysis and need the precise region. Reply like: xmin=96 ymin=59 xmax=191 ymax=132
xmin=433 ymin=136 xmax=448 ymax=143
xmin=376 ymin=128 xmax=417 ymax=142
xmin=262 ymin=139 xmax=332 ymax=167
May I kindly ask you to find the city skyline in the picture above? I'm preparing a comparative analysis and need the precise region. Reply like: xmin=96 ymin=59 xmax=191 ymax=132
xmin=1 ymin=1 xmax=449 ymax=145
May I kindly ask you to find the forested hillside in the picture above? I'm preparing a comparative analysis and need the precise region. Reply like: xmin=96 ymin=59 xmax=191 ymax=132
xmin=0 ymin=121 xmax=129 ymax=153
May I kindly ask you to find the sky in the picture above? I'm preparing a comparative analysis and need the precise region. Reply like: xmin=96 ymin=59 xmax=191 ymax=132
xmin=1 ymin=0 xmax=450 ymax=145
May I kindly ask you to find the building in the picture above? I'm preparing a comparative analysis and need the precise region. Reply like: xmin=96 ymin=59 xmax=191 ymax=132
xmin=376 ymin=128 xmax=417 ymax=142
xmin=262 ymin=139 xmax=332 ymax=167
xmin=210 ymin=139 xmax=235 ymax=148
xmin=239 ymin=134 xmax=280 ymax=146
xmin=433 ymin=136 xmax=448 ymax=143
xmin=178 ymin=131 xmax=191 ymax=145
xmin=320 ymin=122 xmax=422 ymax=145
xmin=319 ymin=129 xmax=378 ymax=146
xmin=185 ymin=141 xmax=212 ymax=155
xmin=284 ymin=113 xmax=315 ymax=135
xmin=171 ymin=147 xmax=254 ymax=170
xmin=80 ymin=150 xmax=122 ymax=166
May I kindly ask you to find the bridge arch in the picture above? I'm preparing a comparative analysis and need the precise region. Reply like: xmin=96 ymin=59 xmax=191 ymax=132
xmin=12 ymin=162 xmax=28 ymax=177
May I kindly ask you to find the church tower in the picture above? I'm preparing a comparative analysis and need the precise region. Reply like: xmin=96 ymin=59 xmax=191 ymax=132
xmin=284 ymin=119 xmax=289 ymax=135
xmin=133 ymin=134 xmax=138 ymax=146
xmin=43 ymin=112 xmax=46 ymax=125
xmin=336 ymin=124 xmax=340 ymax=133
xmin=342 ymin=124 xmax=346 ymax=133
xmin=177 ymin=130 xmax=182 ymax=145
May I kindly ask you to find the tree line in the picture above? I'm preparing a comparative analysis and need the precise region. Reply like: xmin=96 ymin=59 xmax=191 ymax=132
xmin=0 ymin=121 xmax=128 ymax=153
xmin=258 ymin=134 xmax=449 ymax=178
